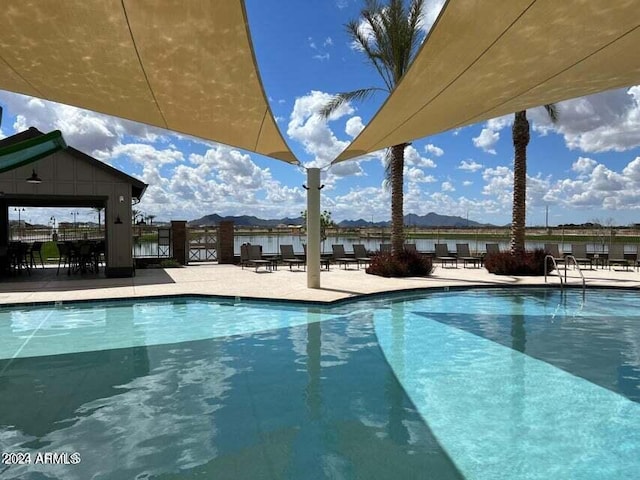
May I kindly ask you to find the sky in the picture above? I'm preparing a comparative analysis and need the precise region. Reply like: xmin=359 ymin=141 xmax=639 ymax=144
xmin=2 ymin=0 xmax=640 ymax=228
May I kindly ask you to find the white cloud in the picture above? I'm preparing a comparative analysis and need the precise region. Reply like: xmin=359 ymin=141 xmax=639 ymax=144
xmin=441 ymin=181 xmax=455 ymax=192
xmin=406 ymin=167 xmax=436 ymax=184
xmin=458 ymin=159 xmax=483 ymax=172
xmin=425 ymin=143 xmax=444 ymax=157
xmin=572 ymin=157 xmax=597 ymax=175
xmin=287 ymin=90 xmax=352 ymax=166
xmin=111 ymin=144 xmax=183 ymax=166
xmin=405 ymin=145 xmax=436 ymax=168
xmin=532 ymin=85 xmax=640 ymax=153
xmin=472 ymin=128 xmax=499 ymax=154
xmin=345 ymin=116 xmax=365 ymax=137
xmin=462 ymin=180 xmax=473 ymax=187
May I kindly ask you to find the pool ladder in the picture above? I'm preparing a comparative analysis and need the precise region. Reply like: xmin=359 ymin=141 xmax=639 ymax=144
xmin=544 ymin=255 xmax=586 ymax=293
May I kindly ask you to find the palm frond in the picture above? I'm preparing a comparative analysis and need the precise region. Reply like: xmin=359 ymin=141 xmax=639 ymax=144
xmin=544 ymin=103 xmax=559 ymax=123
xmin=319 ymin=88 xmax=385 ymax=118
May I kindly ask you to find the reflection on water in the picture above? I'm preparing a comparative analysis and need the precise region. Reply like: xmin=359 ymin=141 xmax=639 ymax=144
xmin=0 ymin=309 xmax=462 ymax=480
xmin=413 ymin=289 xmax=640 ymax=403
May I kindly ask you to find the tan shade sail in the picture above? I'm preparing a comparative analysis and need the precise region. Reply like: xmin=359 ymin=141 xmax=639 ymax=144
xmin=0 ymin=1 xmax=298 ymax=164
xmin=335 ymin=0 xmax=640 ymax=162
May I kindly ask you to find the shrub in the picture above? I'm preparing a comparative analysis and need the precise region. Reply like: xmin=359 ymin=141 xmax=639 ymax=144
xmin=159 ymin=259 xmax=183 ymax=268
xmin=484 ymin=248 xmax=553 ymax=276
xmin=366 ymin=250 xmax=433 ymax=278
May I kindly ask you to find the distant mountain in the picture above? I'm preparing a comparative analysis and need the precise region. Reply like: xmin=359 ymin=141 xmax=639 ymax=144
xmin=189 ymin=214 xmax=304 ymax=227
xmin=190 ymin=212 xmax=494 ymax=228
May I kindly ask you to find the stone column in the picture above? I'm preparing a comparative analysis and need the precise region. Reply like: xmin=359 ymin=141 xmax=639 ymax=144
xmin=171 ymin=220 xmax=188 ymax=265
xmin=217 ymin=221 xmax=235 ymax=264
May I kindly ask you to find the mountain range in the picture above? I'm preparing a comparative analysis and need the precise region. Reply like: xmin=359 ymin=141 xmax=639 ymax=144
xmin=190 ymin=212 xmax=493 ymax=228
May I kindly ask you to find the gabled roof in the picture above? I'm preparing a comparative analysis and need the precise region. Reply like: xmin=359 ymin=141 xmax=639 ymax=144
xmin=0 ymin=127 xmax=147 ymax=200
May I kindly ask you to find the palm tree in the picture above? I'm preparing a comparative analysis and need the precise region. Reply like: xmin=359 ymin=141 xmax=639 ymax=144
xmin=510 ymin=106 xmax=558 ymax=255
xmin=321 ymin=0 xmax=424 ymax=254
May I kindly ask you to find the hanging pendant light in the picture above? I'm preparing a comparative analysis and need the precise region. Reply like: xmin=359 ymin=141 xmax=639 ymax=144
xmin=26 ymin=168 xmax=42 ymax=184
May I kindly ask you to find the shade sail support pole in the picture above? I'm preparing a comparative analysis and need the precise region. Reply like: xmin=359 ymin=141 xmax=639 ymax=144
xmin=306 ymin=168 xmax=321 ymax=289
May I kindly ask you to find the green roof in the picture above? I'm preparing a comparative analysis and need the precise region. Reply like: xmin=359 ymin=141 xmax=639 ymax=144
xmin=0 ymin=130 xmax=67 ymax=173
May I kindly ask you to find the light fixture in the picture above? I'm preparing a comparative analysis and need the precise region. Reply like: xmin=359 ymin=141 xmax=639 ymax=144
xmin=114 ymin=215 xmax=123 ymax=224
xmin=26 ymin=168 xmax=42 ymax=184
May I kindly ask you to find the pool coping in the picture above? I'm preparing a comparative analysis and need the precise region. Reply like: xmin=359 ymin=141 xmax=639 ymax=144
xmin=0 ymin=282 xmax=634 ymax=310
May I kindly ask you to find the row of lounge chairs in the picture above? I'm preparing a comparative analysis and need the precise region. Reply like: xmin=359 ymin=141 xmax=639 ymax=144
xmin=544 ymin=243 xmax=637 ymax=270
xmin=240 ymin=242 xmax=493 ymax=272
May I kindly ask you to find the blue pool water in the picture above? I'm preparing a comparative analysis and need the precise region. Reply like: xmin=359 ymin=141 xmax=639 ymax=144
xmin=1 ymin=288 xmax=639 ymax=479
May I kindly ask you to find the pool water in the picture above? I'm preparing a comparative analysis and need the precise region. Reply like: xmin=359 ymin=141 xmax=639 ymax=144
xmin=0 ymin=288 xmax=639 ymax=479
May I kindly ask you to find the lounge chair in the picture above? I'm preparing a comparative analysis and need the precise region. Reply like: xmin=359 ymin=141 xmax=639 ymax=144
xmin=456 ymin=243 xmax=482 ymax=268
xmin=435 ymin=243 xmax=457 ymax=268
xmin=380 ymin=243 xmax=392 ymax=253
xmin=302 ymin=244 xmax=331 ymax=270
xmin=332 ymin=244 xmax=359 ymax=269
xmin=569 ymin=244 xmax=592 ymax=269
xmin=608 ymin=244 xmax=631 ymax=271
xmin=353 ymin=244 xmax=371 ymax=267
xmin=482 ymin=243 xmax=501 ymax=264
xmin=244 ymin=244 xmax=272 ymax=272
xmin=544 ymin=243 xmax=565 ymax=265
xmin=485 ymin=243 xmax=500 ymax=255
xmin=404 ymin=243 xmax=417 ymax=253
xmin=280 ymin=244 xmax=305 ymax=271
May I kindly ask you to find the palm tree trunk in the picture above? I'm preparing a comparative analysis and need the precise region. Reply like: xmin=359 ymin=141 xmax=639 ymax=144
xmin=511 ymin=110 xmax=530 ymax=255
xmin=390 ymin=143 xmax=406 ymax=254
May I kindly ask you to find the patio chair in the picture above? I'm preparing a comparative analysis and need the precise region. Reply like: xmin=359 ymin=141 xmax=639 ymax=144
xmin=280 ymin=244 xmax=305 ymax=271
xmin=434 ymin=243 xmax=457 ymax=268
xmin=569 ymin=244 xmax=592 ymax=269
xmin=332 ymin=244 xmax=359 ymax=269
xmin=485 ymin=243 xmax=500 ymax=255
xmin=240 ymin=243 xmax=250 ymax=268
xmin=241 ymin=244 xmax=271 ymax=272
xmin=456 ymin=243 xmax=482 ymax=268
xmin=608 ymin=243 xmax=631 ymax=271
xmin=544 ymin=244 xmax=565 ymax=265
xmin=380 ymin=243 xmax=391 ymax=253
xmin=7 ymin=241 xmax=31 ymax=275
xmin=302 ymin=244 xmax=331 ymax=270
xmin=352 ymin=244 xmax=371 ymax=267
xmin=29 ymin=241 xmax=45 ymax=269
xmin=404 ymin=243 xmax=417 ymax=253
xmin=56 ymin=242 xmax=73 ymax=275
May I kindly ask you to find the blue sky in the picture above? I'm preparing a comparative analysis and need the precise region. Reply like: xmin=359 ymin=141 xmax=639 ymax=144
xmin=2 ymin=0 xmax=640 ymax=227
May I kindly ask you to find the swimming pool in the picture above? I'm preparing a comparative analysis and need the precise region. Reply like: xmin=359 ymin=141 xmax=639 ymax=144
xmin=0 ymin=288 xmax=638 ymax=479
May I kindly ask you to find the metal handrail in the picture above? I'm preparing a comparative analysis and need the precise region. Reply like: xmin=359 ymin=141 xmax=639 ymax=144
xmin=544 ymin=255 xmax=564 ymax=289
xmin=564 ymin=255 xmax=586 ymax=293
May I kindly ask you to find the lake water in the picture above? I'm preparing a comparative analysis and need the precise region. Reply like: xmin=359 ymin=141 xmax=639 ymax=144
xmin=133 ymin=234 xmax=620 ymax=260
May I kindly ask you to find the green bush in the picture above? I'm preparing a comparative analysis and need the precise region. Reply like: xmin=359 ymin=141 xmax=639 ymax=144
xmin=366 ymin=251 xmax=433 ymax=278
xmin=484 ymin=249 xmax=552 ymax=276
xmin=159 ymin=259 xmax=182 ymax=268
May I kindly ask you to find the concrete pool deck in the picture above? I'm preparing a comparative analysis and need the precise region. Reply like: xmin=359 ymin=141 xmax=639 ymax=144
xmin=0 ymin=262 xmax=639 ymax=305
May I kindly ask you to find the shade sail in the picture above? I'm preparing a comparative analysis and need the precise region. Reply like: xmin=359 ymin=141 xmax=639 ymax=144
xmin=0 ymin=130 xmax=67 ymax=173
xmin=335 ymin=0 xmax=640 ymax=162
xmin=0 ymin=1 xmax=298 ymax=164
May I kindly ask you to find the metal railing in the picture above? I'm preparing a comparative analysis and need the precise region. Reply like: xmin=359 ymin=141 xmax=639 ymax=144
xmin=545 ymin=254 xmax=586 ymax=293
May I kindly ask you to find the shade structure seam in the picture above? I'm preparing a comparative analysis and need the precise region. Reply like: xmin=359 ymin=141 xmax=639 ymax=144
xmin=120 ymin=0 xmax=169 ymax=129
xmin=451 ymin=23 xmax=640 ymax=131
xmin=0 ymin=53 xmax=46 ymax=101
xmin=332 ymin=0 xmax=538 ymax=163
